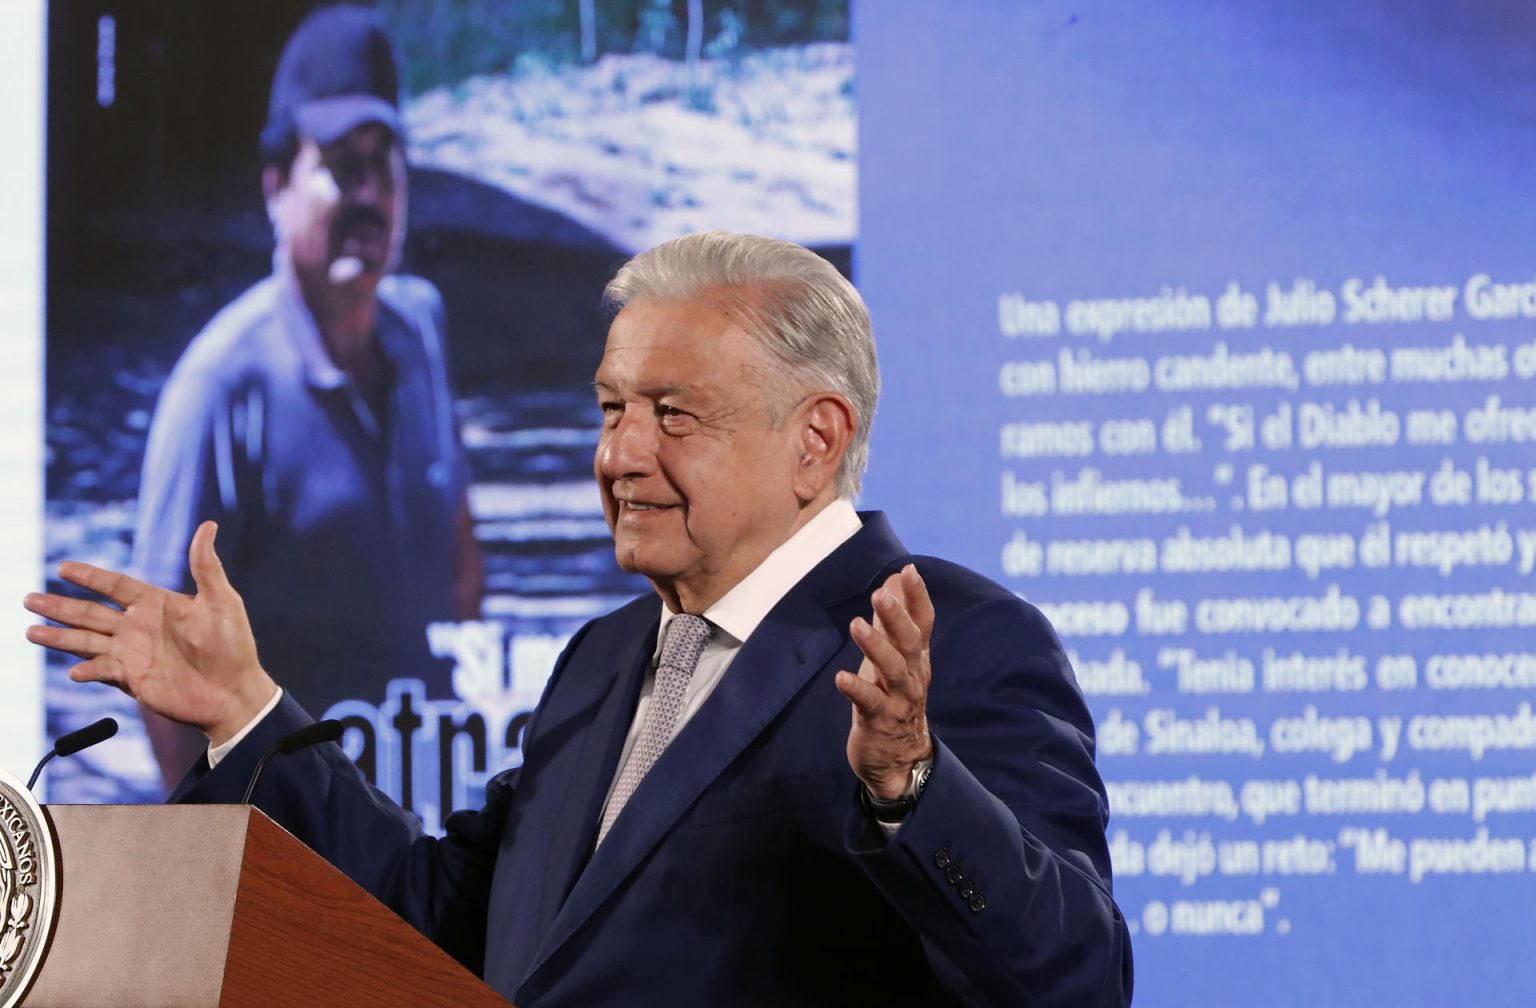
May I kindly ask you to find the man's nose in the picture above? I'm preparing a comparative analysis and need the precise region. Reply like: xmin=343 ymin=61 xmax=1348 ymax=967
xmin=599 ymin=408 xmax=659 ymax=479
xmin=350 ymin=163 xmax=392 ymax=204
xmin=333 ymin=158 xmax=394 ymax=203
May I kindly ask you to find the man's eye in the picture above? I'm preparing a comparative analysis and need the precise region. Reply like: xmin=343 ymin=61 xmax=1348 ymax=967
xmin=657 ymin=405 xmax=694 ymax=431
xmin=323 ymin=150 xmax=393 ymax=190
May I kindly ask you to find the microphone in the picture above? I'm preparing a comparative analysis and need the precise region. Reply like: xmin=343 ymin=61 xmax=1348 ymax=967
xmin=27 ymin=717 xmax=119 ymax=789
xmin=241 ymin=719 xmax=344 ymax=805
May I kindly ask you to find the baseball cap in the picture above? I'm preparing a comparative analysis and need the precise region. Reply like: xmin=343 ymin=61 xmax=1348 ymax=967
xmin=262 ymin=5 xmax=401 ymax=155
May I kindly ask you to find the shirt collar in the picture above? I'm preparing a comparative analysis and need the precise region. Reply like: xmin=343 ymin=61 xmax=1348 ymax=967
xmin=274 ymin=251 xmax=348 ymax=390
xmin=273 ymin=251 xmax=403 ymax=388
xmin=655 ymin=499 xmax=862 ymax=653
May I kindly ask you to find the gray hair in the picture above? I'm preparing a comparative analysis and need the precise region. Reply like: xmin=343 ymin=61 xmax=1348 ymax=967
xmin=604 ymin=231 xmax=879 ymax=499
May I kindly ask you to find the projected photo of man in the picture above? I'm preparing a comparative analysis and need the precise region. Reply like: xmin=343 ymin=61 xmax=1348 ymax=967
xmin=45 ymin=0 xmax=854 ymax=813
xmin=131 ymin=5 xmax=481 ymax=787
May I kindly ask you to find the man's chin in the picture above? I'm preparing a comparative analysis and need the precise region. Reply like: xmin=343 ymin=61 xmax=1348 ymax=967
xmin=612 ymin=542 xmax=684 ymax=581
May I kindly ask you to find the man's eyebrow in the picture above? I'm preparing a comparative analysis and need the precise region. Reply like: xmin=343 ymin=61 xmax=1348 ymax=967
xmin=593 ymin=380 xmax=691 ymax=399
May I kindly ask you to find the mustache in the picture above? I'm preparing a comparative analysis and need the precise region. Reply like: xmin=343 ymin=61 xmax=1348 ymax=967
xmin=334 ymin=204 xmax=390 ymax=235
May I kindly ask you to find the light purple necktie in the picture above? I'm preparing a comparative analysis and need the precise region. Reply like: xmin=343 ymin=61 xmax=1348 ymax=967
xmin=596 ymin=613 xmax=714 ymax=847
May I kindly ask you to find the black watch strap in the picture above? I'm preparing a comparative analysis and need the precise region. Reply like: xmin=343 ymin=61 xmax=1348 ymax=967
xmin=859 ymin=757 xmax=935 ymax=824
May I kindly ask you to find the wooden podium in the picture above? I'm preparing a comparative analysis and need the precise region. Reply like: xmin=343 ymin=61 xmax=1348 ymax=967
xmin=22 ymin=805 xmax=512 ymax=1007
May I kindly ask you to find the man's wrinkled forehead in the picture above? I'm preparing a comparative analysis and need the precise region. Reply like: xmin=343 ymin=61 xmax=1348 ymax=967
xmin=597 ymin=298 xmax=775 ymax=393
xmin=606 ymin=292 xmax=764 ymax=348
xmin=592 ymin=345 xmax=712 ymax=401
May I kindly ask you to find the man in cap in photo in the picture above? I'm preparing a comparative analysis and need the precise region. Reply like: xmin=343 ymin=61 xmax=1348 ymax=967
xmin=132 ymin=4 xmax=480 ymax=788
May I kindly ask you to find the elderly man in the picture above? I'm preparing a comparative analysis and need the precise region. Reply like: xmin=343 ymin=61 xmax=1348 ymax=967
xmin=28 ymin=232 xmax=1132 ymax=1006
xmin=131 ymin=5 xmax=480 ymax=786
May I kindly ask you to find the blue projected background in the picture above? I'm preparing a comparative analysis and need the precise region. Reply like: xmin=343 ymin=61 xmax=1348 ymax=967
xmin=16 ymin=2 xmax=1536 ymax=1005
xmin=859 ymin=2 xmax=1536 ymax=1005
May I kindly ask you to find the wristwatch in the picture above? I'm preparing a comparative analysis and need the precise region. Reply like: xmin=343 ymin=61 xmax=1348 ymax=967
xmin=860 ymin=756 xmax=935 ymax=824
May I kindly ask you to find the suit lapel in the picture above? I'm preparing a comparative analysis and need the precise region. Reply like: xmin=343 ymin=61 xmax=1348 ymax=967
xmin=521 ymin=512 xmax=911 ymax=986
xmin=531 ymin=618 xmax=657 ymax=924
xmin=486 ymin=604 xmax=655 ymax=991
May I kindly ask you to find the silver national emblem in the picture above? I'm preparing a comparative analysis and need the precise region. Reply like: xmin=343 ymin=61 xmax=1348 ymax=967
xmin=0 ymin=769 xmax=57 ymax=1008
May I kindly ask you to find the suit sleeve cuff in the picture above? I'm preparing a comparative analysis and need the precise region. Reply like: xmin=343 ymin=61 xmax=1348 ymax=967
xmin=207 ymin=686 xmax=285 ymax=769
xmin=168 ymin=691 xmax=315 ymax=804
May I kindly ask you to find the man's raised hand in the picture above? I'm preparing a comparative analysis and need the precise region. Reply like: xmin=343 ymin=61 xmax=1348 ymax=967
xmin=24 ymin=521 xmax=276 ymax=746
xmin=835 ymin=563 xmax=936 ymax=800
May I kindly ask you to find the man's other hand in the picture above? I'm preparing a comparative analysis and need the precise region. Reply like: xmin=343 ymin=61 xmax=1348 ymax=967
xmin=24 ymin=520 xmax=276 ymax=746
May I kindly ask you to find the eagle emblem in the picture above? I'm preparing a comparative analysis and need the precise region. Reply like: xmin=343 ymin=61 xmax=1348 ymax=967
xmin=0 ymin=772 xmax=54 ymax=1007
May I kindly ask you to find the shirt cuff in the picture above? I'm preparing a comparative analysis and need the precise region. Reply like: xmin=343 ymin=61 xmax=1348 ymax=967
xmin=207 ymin=687 xmax=284 ymax=769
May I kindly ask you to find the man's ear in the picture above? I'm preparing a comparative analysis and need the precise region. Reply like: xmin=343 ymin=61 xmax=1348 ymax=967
xmin=793 ymin=393 xmax=855 ymax=503
xmin=261 ymin=165 xmax=286 ymax=225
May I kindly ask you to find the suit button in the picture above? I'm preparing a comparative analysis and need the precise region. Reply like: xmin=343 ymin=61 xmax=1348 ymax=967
xmin=945 ymin=865 xmax=963 ymax=885
xmin=958 ymin=880 xmax=974 ymax=898
xmin=969 ymin=892 xmax=986 ymax=913
xmin=933 ymin=848 xmax=950 ymax=869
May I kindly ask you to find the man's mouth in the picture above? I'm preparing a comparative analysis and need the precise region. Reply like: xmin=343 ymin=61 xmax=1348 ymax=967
xmin=619 ymin=500 xmax=674 ymax=514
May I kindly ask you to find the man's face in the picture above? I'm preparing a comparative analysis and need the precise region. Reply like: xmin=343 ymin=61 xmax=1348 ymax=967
xmin=594 ymin=296 xmax=808 ymax=613
xmin=269 ymin=122 xmax=405 ymax=289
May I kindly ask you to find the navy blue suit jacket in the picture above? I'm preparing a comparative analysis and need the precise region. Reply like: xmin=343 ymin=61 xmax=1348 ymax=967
xmin=176 ymin=513 xmax=1132 ymax=1006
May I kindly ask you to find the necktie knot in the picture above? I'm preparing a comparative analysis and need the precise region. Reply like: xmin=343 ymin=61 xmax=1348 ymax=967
xmin=658 ymin=613 xmax=712 ymax=675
